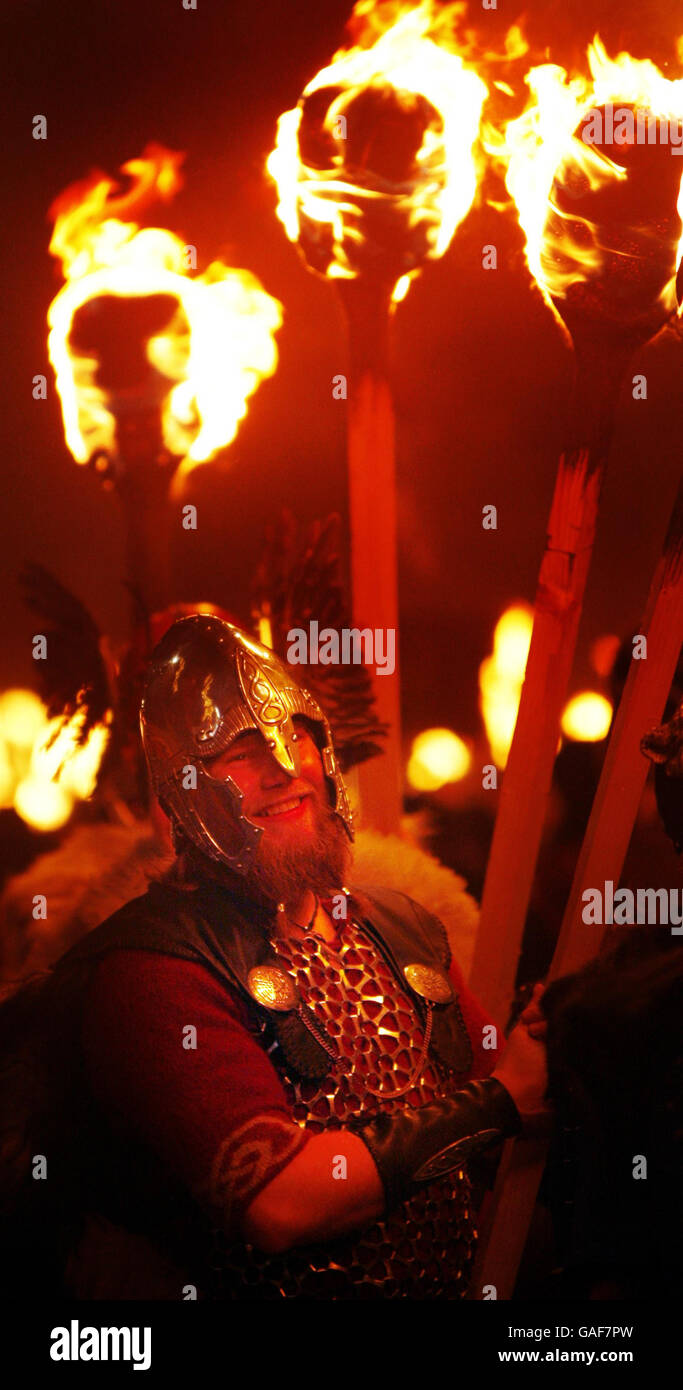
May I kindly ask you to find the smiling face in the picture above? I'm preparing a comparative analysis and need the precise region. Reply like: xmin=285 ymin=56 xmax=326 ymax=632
xmin=203 ymin=716 xmax=350 ymax=909
xmin=205 ymin=716 xmax=326 ymax=830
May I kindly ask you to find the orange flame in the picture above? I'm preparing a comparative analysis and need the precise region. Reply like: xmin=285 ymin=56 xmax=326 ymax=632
xmin=48 ymin=146 xmax=283 ymax=482
xmin=267 ymin=1 xmax=489 ymax=302
xmin=561 ymin=691 xmax=613 ymax=742
xmin=487 ymin=37 xmax=683 ymax=322
xmin=407 ymin=727 xmax=471 ymax=791
xmin=0 ymin=691 xmax=111 ymax=831
xmin=479 ymin=603 xmax=533 ymax=768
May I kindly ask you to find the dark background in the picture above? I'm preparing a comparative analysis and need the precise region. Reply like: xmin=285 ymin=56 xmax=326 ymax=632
xmin=2 ymin=0 xmax=682 ymax=748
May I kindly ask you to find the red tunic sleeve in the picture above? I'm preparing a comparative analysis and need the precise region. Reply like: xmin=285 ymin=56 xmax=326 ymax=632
xmin=81 ymin=949 xmax=310 ymax=1234
xmin=448 ymin=957 xmax=506 ymax=1080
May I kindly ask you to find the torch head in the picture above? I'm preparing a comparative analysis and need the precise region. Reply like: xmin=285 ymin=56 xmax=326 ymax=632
xmin=47 ymin=146 xmax=283 ymax=487
xmin=68 ymin=291 xmax=186 ymax=480
xmin=266 ymin=10 xmax=488 ymax=301
xmin=547 ymin=104 xmax=683 ymax=351
xmin=295 ymin=81 xmax=446 ymax=284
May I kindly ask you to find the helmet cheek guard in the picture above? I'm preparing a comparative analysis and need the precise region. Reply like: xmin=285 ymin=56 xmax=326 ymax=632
xmin=162 ymin=765 xmax=263 ymax=873
xmin=140 ymin=615 xmax=353 ymax=874
xmin=320 ymin=727 xmax=353 ymax=830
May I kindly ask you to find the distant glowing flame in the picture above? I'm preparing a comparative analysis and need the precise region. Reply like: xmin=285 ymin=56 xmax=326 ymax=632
xmin=590 ymin=633 xmax=621 ymax=677
xmin=487 ymin=36 xmax=683 ymax=319
xmin=256 ymin=607 xmax=274 ymax=650
xmin=48 ymin=146 xmax=282 ymax=483
xmin=479 ymin=604 xmax=533 ymax=767
xmin=267 ymin=1 xmax=489 ymax=301
xmin=0 ymin=689 xmax=46 ymax=749
xmin=0 ymin=690 xmax=110 ymax=831
xmin=31 ymin=710 xmax=111 ymax=800
xmin=561 ymin=691 xmax=613 ymax=741
xmin=407 ymin=727 xmax=471 ymax=791
xmin=14 ymin=778 xmax=74 ymax=833
xmin=0 ymin=741 xmax=15 ymax=810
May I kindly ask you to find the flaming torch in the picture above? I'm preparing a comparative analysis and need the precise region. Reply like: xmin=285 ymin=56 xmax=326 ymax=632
xmin=267 ymin=0 xmax=489 ymax=829
xmin=48 ymin=146 xmax=282 ymax=614
xmin=469 ymin=39 xmax=683 ymax=1300
xmin=470 ymin=39 xmax=683 ymax=1023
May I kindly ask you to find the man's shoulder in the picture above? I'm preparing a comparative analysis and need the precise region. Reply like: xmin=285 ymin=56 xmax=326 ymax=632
xmin=54 ymin=878 xmax=207 ymax=973
xmin=354 ymin=884 xmax=451 ymax=967
xmin=53 ymin=874 xmax=261 ymax=1009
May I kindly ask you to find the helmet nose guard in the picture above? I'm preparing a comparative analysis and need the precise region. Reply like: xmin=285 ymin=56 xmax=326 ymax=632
xmin=234 ymin=643 xmax=301 ymax=778
xmin=140 ymin=614 xmax=353 ymax=873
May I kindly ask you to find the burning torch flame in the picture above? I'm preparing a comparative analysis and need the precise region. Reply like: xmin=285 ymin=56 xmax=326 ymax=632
xmin=487 ymin=37 xmax=683 ymax=320
xmin=267 ymin=1 xmax=489 ymax=302
xmin=0 ymin=691 xmax=110 ymax=831
xmin=48 ymin=146 xmax=283 ymax=482
xmin=479 ymin=603 xmax=533 ymax=768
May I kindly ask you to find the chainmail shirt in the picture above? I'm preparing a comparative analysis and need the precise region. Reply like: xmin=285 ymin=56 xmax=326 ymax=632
xmin=209 ymin=916 xmax=479 ymax=1299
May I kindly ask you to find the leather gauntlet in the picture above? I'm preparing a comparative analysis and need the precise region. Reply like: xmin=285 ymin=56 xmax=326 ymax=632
xmin=355 ymin=1078 xmax=522 ymax=1209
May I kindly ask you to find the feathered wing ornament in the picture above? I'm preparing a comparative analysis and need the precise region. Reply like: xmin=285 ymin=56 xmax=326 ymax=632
xmin=19 ymin=563 xmax=112 ymax=747
xmin=251 ymin=512 xmax=387 ymax=771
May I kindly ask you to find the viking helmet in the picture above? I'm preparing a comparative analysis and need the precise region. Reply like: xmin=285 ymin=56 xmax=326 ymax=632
xmin=140 ymin=614 xmax=353 ymax=872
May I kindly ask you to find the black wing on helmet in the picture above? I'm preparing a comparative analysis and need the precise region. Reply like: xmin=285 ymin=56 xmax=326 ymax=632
xmin=251 ymin=511 xmax=387 ymax=772
xmin=19 ymin=562 xmax=111 ymax=743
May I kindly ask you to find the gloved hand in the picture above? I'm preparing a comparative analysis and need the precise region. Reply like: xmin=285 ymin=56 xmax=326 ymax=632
xmin=354 ymin=1077 xmax=523 ymax=1210
xmin=355 ymin=983 xmax=552 ymax=1209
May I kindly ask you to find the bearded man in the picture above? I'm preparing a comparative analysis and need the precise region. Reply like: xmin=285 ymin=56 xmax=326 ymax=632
xmin=48 ymin=615 xmax=548 ymax=1300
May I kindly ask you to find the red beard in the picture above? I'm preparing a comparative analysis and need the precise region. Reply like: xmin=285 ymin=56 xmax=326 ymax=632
xmin=241 ymin=792 xmax=351 ymax=911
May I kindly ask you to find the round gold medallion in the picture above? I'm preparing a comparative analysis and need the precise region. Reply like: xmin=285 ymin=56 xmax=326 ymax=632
xmin=404 ymin=963 xmax=453 ymax=1004
xmin=247 ymin=965 xmax=298 ymax=1011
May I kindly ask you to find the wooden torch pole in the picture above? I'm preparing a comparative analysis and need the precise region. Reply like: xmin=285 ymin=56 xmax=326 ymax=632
xmin=469 ymin=341 xmax=625 ymax=1024
xmin=338 ymin=279 xmax=402 ymax=834
xmin=470 ymin=109 xmax=683 ymax=1021
xmin=552 ymin=472 xmax=683 ymax=975
xmin=112 ymin=410 xmax=174 ymax=623
xmin=471 ymin=473 xmax=683 ymax=1300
